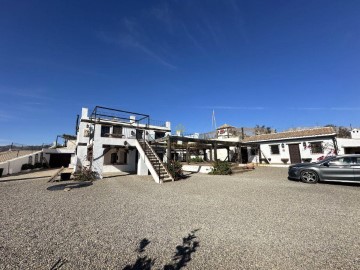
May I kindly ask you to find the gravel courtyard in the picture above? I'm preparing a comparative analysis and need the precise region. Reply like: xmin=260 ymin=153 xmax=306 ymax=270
xmin=1 ymin=167 xmax=359 ymax=270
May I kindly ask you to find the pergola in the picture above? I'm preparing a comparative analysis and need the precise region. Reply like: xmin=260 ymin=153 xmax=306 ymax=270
xmin=152 ymin=135 xmax=259 ymax=163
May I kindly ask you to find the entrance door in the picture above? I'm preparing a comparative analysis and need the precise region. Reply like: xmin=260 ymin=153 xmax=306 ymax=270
xmin=49 ymin=154 xmax=71 ymax=168
xmin=288 ymin=144 xmax=301 ymax=164
xmin=241 ymin=147 xmax=248 ymax=164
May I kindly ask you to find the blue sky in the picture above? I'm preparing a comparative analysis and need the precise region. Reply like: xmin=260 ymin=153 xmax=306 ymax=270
xmin=1 ymin=0 xmax=360 ymax=145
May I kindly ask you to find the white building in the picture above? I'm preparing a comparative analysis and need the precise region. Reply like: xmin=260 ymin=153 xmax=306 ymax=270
xmin=242 ymin=127 xmax=338 ymax=164
xmin=74 ymin=106 xmax=172 ymax=183
xmin=336 ymin=128 xmax=360 ymax=155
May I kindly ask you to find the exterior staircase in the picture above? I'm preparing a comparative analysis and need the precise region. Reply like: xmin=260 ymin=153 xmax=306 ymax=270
xmin=138 ymin=140 xmax=174 ymax=183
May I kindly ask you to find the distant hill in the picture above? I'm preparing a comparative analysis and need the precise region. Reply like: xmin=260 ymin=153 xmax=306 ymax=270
xmin=0 ymin=144 xmax=52 ymax=152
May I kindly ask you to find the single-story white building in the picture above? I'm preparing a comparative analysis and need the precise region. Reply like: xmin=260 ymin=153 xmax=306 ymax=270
xmin=242 ymin=127 xmax=338 ymax=164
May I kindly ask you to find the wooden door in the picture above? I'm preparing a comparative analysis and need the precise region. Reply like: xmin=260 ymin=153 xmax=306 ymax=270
xmin=288 ymin=144 xmax=301 ymax=164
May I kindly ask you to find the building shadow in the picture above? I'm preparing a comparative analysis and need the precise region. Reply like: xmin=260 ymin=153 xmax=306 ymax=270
xmin=47 ymin=182 xmax=93 ymax=191
xmin=123 ymin=229 xmax=200 ymax=270
xmin=0 ymin=175 xmax=50 ymax=183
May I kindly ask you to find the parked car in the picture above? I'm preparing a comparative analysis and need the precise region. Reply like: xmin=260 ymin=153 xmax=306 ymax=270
xmin=288 ymin=155 xmax=360 ymax=183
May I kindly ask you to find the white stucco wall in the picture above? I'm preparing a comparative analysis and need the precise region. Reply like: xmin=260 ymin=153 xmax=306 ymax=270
xmin=75 ymin=107 xmax=170 ymax=180
xmin=0 ymin=150 xmax=43 ymax=175
xmin=258 ymin=137 xmax=336 ymax=164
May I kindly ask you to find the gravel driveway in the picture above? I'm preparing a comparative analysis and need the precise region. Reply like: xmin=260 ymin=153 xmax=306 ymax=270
xmin=1 ymin=167 xmax=359 ymax=269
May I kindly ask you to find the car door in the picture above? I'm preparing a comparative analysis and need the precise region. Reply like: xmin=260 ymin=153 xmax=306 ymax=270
xmin=351 ymin=157 xmax=360 ymax=181
xmin=320 ymin=157 xmax=355 ymax=181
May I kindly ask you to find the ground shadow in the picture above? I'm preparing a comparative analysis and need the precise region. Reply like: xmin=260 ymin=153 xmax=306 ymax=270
xmin=50 ymin=257 xmax=68 ymax=269
xmin=179 ymin=171 xmax=197 ymax=180
xmin=320 ymin=181 xmax=360 ymax=187
xmin=47 ymin=182 xmax=93 ymax=191
xmin=123 ymin=229 xmax=200 ymax=270
xmin=288 ymin=177 xmax=360 ymax=187
xmin=103 ymin=173 xmax=134 ymax=179
xmin=0 ymin=175 xmax=50 ymax=183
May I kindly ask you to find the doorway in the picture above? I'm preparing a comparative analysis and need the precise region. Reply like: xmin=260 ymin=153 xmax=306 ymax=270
xmin=288 ymin=144 xmax=301 ymax=164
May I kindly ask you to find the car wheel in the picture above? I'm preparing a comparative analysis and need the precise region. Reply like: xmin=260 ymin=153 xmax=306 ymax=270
xmin=300 ymin=170 xmax=319 ymax=184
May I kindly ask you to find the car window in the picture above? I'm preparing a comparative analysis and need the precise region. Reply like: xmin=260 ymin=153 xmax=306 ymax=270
xmin=329 ymin=157 xmax=352 ymax=166
xmin=354 ymin=157 xmax=360 ymax=165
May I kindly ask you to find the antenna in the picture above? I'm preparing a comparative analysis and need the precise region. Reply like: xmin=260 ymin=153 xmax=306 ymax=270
xmin=212 ymin=110 xmax=217 ymax=130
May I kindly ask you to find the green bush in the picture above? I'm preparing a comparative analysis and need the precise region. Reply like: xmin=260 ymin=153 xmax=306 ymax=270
xmin=21 ymin=164 xmax=29 ymax=170
xmin=209 ymin=161 xmax=232 ymax=175
xmin=166 ymin=161 xmax=183 ymax=180
xmin=21 ymin=164 xmax=34 ymax=170
xmin=190 ymin=156 xmax=203 ymax=163
xmin=74 ymin=166 xmax=97 ymax=182
xmin=34 ymin=162 xmax=43 ymax=169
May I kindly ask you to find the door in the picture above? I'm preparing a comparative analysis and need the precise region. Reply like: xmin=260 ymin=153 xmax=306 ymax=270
xmin=288 ymin=144 xmax=301 ymax=164
xmin=320 ymin=157 xmax=354 ymax=181
xmin=49 ymin=154 xmax=71 ymax=168
xmin=136 ymin=130 xmax=143 ymax=139
xmin=241 ymin=147 xmax=248 ymax=164
xmin=351 ymin=157 xmax=360 ymax=181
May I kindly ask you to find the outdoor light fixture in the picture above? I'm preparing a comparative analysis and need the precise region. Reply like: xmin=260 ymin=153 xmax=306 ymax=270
xmin=303 ymin=142 xmax=306 ymax=147
xmin=281 ymin=143 xmax=285 ymax=148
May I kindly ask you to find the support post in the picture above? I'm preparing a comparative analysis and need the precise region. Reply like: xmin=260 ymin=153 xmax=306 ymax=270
xmin=186 ymin=143 xmax=190 ymax=163
xmin=167 ymin=136 xmax=171 ymax=161
xmin=214 ymin=142 xmax=218 ymax=161
xmin=210 ymin=144 xmax=213 ymax=161
xmin=226 ymin=147 xmax=230 ymax=162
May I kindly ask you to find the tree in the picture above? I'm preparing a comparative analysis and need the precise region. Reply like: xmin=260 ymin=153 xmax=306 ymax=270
xmin=254 ymin=125 xmax=273 ymax=135
xmin=325 ymin=124 xmax=351 ymax=138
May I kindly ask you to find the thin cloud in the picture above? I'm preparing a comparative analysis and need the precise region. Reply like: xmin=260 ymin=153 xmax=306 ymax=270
xmin=97 ymin=18 xmax=177 ymax=70
xmin=194 ymin=106 xmax=265 ymax=110
xmin=293 ymin=107 xmax=360 ymax=111
xmin=0 ymin=88 xmax=53 ymax=101
xmin=181 ymin=23 xmax=207 ymax=54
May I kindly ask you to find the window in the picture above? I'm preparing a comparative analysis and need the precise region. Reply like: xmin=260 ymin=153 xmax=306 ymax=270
xmin=35 ymin=154 xmax=39 ymax=163
xmin=250 ymin=148 xmax=256 ymax=156
xmin=329 ymin=157 xmax=353 ymax=166
xmin=310 ymin=142 xmax=323 ymax=154
xmin=270 ymin=145 xmax=280 ymax=154
xmin=101 ymin=125 xmax=110 ymax=137
xmin=28 ymin=156 xmax=33 ymax=164
xmin=155 ymin=132 xmax=165 ymax=139
xmin=113 ymin=126 xmax=122 ymax=135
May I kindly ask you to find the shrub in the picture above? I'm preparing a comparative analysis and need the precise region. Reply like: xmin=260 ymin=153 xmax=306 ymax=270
xmin=34 ymin=162 xmax=43 ymax=169
xmin=166 ymin=161 xmax=183 ymax=180
xmin=209 ymin=161 xmax=232 ymax=175
xmin=74 ymin=166 xmax=97 ymax=182
xmin=21 ymin=164 xmax=29 ymax=170
xmin=189 ymin=156 xmax=203 ymax=163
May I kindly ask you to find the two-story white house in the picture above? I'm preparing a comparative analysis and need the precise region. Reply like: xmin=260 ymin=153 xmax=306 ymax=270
xmin=74 ymin=106 xmax=172 ymax=183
